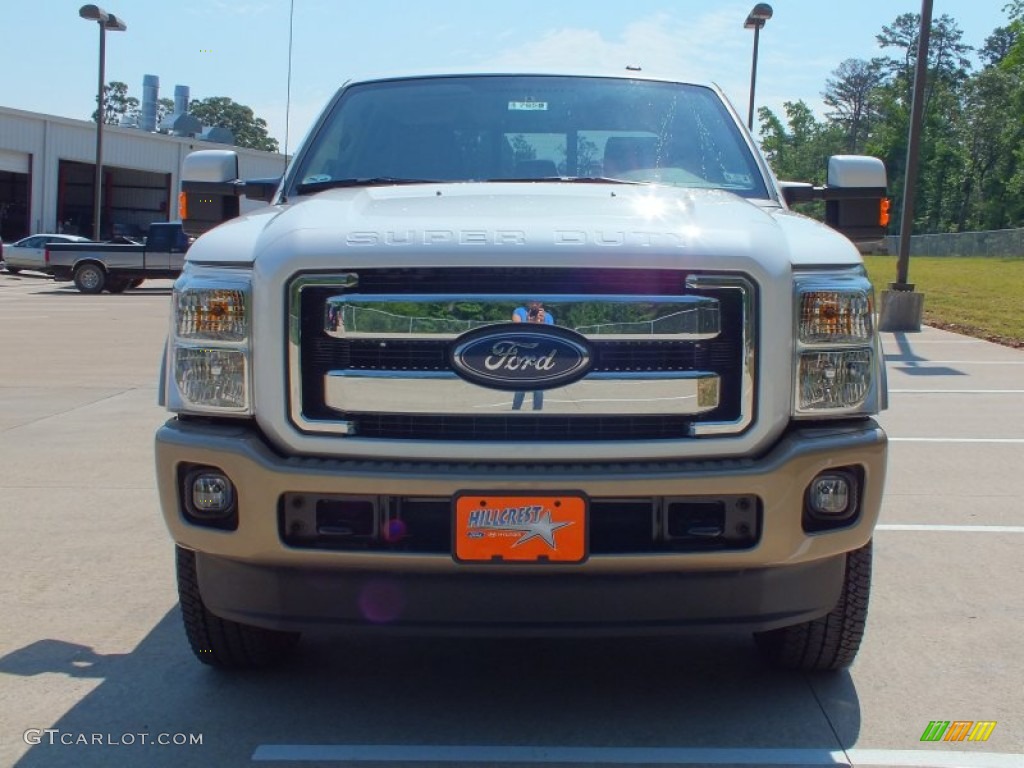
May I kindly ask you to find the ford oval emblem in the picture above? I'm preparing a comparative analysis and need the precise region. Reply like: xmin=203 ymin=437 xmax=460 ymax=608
xmin=450 ymin=323 xmax=593 ymax=391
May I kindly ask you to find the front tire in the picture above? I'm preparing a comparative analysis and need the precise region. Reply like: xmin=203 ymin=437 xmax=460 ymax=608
xmin=5 ymin=265 xmax=20 ymax=274
xmin=176 ymin=546 xmax=300 ymax=669
xmin=754 ymin=541 xmax=872 ymax=671
xmin=73 ymin=263 xmax=106 ymax=294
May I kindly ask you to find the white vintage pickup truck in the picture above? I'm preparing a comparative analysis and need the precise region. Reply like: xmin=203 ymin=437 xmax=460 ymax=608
xmin=157 ymin=71 xmax=889 ymax=671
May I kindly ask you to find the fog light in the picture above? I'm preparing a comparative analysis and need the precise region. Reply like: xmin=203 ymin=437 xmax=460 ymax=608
xmin=809 ymin=474 xmax=851 ymax=516
xmin=191 ymin=473 xmax=234 ymax=514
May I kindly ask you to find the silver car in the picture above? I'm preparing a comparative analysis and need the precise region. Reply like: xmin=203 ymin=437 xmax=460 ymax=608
xmin=4 ymin=234 xmax=91 ymax=274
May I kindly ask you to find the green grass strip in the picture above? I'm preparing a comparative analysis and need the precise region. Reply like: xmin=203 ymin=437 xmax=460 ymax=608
xmin=864 ymin=255 xmax=1024 ymax=347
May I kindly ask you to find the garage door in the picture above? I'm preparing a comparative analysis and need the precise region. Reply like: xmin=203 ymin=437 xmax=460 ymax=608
xmin=0 ymin=149 xmax=29 ymax=174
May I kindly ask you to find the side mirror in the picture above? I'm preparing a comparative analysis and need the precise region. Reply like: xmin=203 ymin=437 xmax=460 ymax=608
xmin=824 ymin=156 xmax=888 ymax=243
xmin=781 ymin=155 xmax=889 ymax=244
xmin=178 ymin=150 xmax=281 ymax=237
xmin=180 ymin=150 xmax=242 ymax=237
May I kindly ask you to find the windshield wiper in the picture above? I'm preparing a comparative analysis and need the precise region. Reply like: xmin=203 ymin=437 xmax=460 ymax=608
xmin=562 ymin=176 xmax=645 ymax=185
xmin=295 ymin=177 xmax=440 ymax=194
xmin=297 ymin=176 xmax=647 ymax=193
xmin=486 ymin=176 xmax=644 ymax=185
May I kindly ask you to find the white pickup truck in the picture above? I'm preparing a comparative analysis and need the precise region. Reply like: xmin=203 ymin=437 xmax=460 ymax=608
xmin=157 ymin=71 xmax=889 ymax=671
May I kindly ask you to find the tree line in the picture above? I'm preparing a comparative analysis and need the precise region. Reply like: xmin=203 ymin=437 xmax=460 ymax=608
xmin=759 ymin=2 xmax=1024 ymax=235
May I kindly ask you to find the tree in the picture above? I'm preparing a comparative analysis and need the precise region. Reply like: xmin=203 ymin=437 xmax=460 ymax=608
xmin=758 ymin=101 xmax=845 ymax=221
xmin=187 ymin=96 xmax=279 ymax=152
xmin=980 ymin=26 xmax=1019 ymax=67
xmin=157 ymin=97 xmax=175 ymax=125
xmin=956 ymin=68 xmax=1020 ymax=229
xmin=509 ymin=134 xmax=536 ymax=164
xmin=757 ymin=100 xmax=843 ymax=221
xmin=929 ymin=15 xmax=974 ymax=86
xmin=92 ymin=81 xmax=139 ymax=125
xmin=876 ymin=13 xmax=920 ymax=86
xmin=992 ymin=28 xmax=1024 ymax=227
xmin=822 ymin=58 xmax=887 ymax=153
xmin=876 ymin=13 xmax=973 ymax=105
xmin=1000 ymin=2 xmax=1024 ymax=69
xmin=759 ymin=100 xmax=843 ymax=185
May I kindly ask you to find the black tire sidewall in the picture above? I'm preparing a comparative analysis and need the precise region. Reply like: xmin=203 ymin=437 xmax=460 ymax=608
xmin=74 ymin=264 xmax=106 ymax=294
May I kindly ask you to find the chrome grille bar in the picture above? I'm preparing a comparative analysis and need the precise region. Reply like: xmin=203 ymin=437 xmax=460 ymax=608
xmin=325 ymin=371 xmax=721 ymax=416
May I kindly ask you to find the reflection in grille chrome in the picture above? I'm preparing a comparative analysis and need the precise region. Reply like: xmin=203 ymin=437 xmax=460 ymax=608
xmin=324 ymin=295 xmax=721 ymax=340
xmin=288 ymin=269 xmax=755 ymax=440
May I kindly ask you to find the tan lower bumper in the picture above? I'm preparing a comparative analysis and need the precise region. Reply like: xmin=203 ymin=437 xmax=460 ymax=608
xmin=155 ymin=419 xmax=886 ymax=574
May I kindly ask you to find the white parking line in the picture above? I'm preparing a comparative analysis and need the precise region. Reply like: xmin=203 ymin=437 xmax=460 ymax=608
xmin=881 ymin=339 xmax=984 ymax=344
xmin=847 ymin=750 xmax=1020 ymax=768
xmin=890 ymin=438 xmax=1024 ymax=444
xmin=0 ymin=305 xmax=109 ymax=312
xmin=890 ymin=389 xmax=1024 ymax=394
xmin=250 ymin=745 xmax=1023 ymax=766
xmin=877 ymin=524 xmax=1024 ymax=533
xmin=885 ymin=360 xmax=1024 ymax=365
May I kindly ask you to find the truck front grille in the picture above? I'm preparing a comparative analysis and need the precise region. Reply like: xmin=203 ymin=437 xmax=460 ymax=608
xmin=288 ymin=268 xmax=755 ymax=441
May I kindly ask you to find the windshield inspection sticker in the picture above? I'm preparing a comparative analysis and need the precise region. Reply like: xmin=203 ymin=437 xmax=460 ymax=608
xmin=723 ymin=172 xmax=752 ymax=185
xmin=508 ymin=101 xmax=548 ymax=111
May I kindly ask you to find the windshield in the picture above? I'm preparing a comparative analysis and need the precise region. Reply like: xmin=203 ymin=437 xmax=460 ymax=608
xmin=291 ymin=75 xmax=769 ymax=198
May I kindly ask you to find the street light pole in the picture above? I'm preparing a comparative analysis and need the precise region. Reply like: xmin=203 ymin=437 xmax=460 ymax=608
xmin=744 ymin=3 xmax=773 ymax=132
xmin=895 ymin=0 xmax=933 ymax=289
xmin=79 ymin=5 xmax=127 ymax=242
xmin=878 ymin=0 xmax=931 ymax=331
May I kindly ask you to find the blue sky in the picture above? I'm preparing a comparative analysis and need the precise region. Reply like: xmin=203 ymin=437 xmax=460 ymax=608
xmin=2 ymin=1 xmax=1011 ymax=153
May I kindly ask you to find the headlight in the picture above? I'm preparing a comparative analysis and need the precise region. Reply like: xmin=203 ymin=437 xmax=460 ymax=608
xmin=176 ymin=288 xmax=248 ymax=342
xmin=798 ymin=350 xmax=873 ymax=411
xmin=174 ymin=348 xmax=249 ymax=410
xmin=167 ymin=265 xmax=252 ymax=416
xmin=798 ymin=290 xmax=872 ymax=344
xmin=793 ymin=268 xmax=883 ymax=418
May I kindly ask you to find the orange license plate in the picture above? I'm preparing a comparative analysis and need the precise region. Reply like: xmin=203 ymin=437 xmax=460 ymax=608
xmin=454 ymin=493 xmax=588 ymax=564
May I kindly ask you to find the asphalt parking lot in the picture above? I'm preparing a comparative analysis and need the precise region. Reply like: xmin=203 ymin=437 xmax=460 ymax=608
xmin=0 ymin=271 xmax=1021 ymax=768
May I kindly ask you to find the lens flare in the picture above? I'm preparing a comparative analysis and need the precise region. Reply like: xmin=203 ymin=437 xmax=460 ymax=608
xmin=357 ymin=580 xmax=406 ymax=624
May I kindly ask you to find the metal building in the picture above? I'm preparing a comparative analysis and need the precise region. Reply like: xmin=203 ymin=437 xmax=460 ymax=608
xmin=0 ymin=105 xmax=286 ymax=242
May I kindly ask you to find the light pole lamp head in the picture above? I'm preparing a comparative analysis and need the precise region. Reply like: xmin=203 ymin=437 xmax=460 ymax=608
xmin=79 ymin=5 xmax=127 ymax=31
xmin=744 ymin=3 xmax=773 ymax=29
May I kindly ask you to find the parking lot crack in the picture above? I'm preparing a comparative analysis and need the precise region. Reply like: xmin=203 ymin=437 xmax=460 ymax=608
xmin=0 ymin=386 xmax=146 ymax=433
xmin=803 ymin=673 xmax=854 ymax=765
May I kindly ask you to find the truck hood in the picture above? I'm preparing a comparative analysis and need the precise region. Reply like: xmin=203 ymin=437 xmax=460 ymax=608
xmin=188 ymin=183 xmax=862 ymax=272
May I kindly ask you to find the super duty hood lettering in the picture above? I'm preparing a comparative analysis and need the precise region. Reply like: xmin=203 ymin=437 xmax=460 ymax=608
xmin=344 ymin=229 xmax=689 ymax=248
